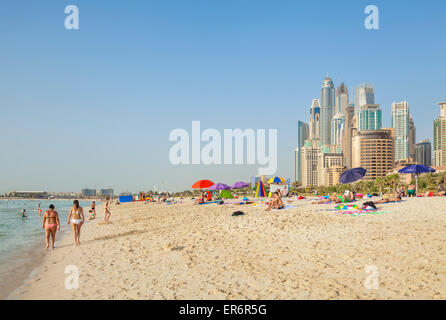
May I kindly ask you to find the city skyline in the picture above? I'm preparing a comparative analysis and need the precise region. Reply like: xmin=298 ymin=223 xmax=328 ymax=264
xmin=0 ymin=0 xmax=445 ymax=193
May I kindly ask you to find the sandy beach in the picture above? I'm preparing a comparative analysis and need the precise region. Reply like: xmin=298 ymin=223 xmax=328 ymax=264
xmin=6 ymin=197 xmax=446 ymax=300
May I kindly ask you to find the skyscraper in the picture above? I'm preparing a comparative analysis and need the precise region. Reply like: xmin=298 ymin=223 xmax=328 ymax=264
xmin=391 ymin=101 xmax=410 ymax=161
xmin=331 ymin=112 xmax=345 ymax=146
xmin=358 ymin=104 xmax=382 ymax=131
xmin=295 ymin=121 xmax=309 ymax=182
xmin=320 ymin=77 xmax=335 ymax=145
xmin=415 ymin=139 xmax=432 ymax=166
xmin=343 ymin=105 xmax=355 ymax=168
xmin=433 ymin=102 xmax=446 ymax=166
xmin=352 ymin=128 xmax=395 ymax=181
xmin=354 ymin=84 xmax=374 ymax=115
xmin=409 ymin=115 xmax=416 ymax=161
xmin=335 ymin=83 xmax=349 ymax=115
xmin=309 ymin=98 xmax=320 ymax=140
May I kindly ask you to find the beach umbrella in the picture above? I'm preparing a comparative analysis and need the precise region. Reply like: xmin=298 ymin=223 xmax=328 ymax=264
xmin=191 ymin=180 xmax=215 ymax=189
xmin=339 ymin=167 xmax=367 ymax=184
xmin=267 ymin=177 xmax=286 ymax=184
xmin=209 ymin=183 xmax=231 ymax=190
xmin=231 ymin=181 xmax=250 ymax=189
xmin=398 ymin=164 xmax=435 ymax=194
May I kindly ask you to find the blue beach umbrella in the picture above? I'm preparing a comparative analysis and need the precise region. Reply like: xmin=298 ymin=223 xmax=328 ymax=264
xmin=398 ymin=164 xmax=435 ymax=193
xmin=339 ymin=167 xmax=367 ymax=184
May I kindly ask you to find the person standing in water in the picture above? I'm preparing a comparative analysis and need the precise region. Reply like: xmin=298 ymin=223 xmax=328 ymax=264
xmin=104 ymin=197 xmax=111 ymax=222
xmin=38 ymin=202 xmax=42 ymax=216
xmin=21 ymin=209 xmax=27 ymax=219
xmin=67 ymin=200 xmax=84 ymax=246
xmin=42 ymin=204 xmax=60 ymax=250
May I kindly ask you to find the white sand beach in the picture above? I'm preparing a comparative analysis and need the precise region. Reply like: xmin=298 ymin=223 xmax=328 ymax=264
xmin=7 ymin=196 xmax=446 ymax=300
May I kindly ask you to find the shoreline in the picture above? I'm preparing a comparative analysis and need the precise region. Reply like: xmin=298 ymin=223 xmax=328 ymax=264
xmin=6 ymin=198 xmax=446 ymax=300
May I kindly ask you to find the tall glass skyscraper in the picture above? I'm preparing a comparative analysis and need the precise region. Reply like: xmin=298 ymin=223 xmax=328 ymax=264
xmin=358 ymin=104 xmax=382 ymax=131
xmin=392 ymin=101 xmax=410 ymax=161
xmin=331 ymin=112 xmax=345 ymax=146
xmin=320 ymin=77 xmax=335 ymax=145
xmin=335 ymin=83 xmax=348 ymax=115
xmin=433 ymin=102 xmax=446 ymax=166
xmin=415 ymin=139 xmax=432 ymax=166
xmin=309 ymin=98 xmax=320 ymax=140
xmin=355 ymin=84 xmax=374 ymax=115
xmin=295 ymin=121 xmax=309 ymax=182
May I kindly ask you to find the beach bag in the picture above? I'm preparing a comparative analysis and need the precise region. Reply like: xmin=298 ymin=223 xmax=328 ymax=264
xmin=232 ymin=211 xmax=245 ymax=217
xmin=363 ymin=201 xmax=377 ymax=209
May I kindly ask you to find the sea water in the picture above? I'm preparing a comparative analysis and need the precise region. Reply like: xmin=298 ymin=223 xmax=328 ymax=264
xmin=0 ymin=199 xmax=92 ymax=298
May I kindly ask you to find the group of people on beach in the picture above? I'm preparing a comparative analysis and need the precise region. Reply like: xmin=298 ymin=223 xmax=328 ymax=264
xmin=35 ymin=198 xmax=112 ymax=251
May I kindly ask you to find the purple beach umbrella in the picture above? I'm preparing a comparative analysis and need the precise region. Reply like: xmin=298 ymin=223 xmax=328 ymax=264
xmin=231 ymin=181 xmax=250 ymax=189
xmin=209 ymin=183 xmax=231 ymax=190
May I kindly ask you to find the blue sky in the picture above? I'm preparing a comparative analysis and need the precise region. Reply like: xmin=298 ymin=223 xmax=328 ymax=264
xmin=0 ymin=0 xmax=445 ymax=193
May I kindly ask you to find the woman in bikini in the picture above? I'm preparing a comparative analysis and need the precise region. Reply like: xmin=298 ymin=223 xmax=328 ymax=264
xmin=38 ymin=202 xmax=42 ymax=216
xmin=67 ymin=200 xmax=85 ymax=246
xmin=104 ymin=197 xmax=111 ymax=222
xmin=42 ymin=204 xmax=60 ymax=251
xmin=89 ymin=201 xmax=96 ymax=219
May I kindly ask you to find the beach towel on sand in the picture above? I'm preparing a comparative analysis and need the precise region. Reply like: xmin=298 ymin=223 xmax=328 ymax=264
xmin=273 ymin=205 xmax=296 ymax=210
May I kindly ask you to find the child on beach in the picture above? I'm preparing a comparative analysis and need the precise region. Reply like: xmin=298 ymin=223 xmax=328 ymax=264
xmin=20 ymin=209 xmax=27 ymax=219
xmin=42 ymin=204 xmax=60 ymax=250
xmin=266 ymin=191 xmax=284 ymax=211
xmin=89 ymin=201 xmax=96 ymax=219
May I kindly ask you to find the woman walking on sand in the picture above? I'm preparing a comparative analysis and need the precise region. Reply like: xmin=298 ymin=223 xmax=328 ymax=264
xmin=104 ymin=197 xmax=111 ymax=222
xmin=42 ymin=204 xmax=60 ymax=250
xmin=67 ymin=200 xmax=84 ymax=246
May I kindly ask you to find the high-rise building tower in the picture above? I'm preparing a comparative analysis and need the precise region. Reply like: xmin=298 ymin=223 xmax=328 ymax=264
xmin=343 ymin=105 xmax=355 ymax=168
xmin=295 ymin=121 xmax=309 ymax=182
xmin=415 ymin=139 xmax=432 ymax=166
xmin=331 ymin=112 xmax=345 ymax=146
xmin=409 ymin=115 xmax=416 ymax=161
xmin=335 ymin=83 xmax=349 ymax=115
xmin=433 ymin=102 xmax=446 ymax=166
xmin=358 ymin=104 xmax=382 ymax=131
xmin=309 ymin=99 xmax=321 ymax=140
xmin=354 ymin=84 xmax=374 ymax=115
xmin=320 ymin=77 xmax=335 ymax=145
xmin=352 ymin=128 xmax=395 ymax=181
xmin=391 ymin=101 xmax=410 ymax=161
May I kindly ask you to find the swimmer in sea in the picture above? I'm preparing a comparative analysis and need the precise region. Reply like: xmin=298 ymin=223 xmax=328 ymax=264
xmin=67 ymin=200 xmax=85 ymax=246
xmin=21 ymin=209 xmax=28 ymax=219
xmin=42 ymin=204 xmax=60 ymax=251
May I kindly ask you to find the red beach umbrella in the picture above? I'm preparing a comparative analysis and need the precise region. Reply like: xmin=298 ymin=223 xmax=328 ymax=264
xmin=191 ymin=180 xmax=215 ymax=189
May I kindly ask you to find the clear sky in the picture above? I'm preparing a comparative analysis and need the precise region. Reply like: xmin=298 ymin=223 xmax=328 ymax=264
xmin=0 ymin=0 xmax=445 ymax=193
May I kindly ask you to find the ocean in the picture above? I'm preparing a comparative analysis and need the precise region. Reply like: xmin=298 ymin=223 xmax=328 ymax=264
xmin=0 ymin=199 xmax=93 ymax=299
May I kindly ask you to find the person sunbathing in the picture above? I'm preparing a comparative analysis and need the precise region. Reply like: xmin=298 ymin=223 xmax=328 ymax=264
xmin=436 ymin=185 xmax=446 ymax=196
xmin=374 ymin=194 xmax=402 ymax=204
xmin=194 ymin=193 xmax=205 ymax=205
xmin=266 ymin=191 xmax=284 ymax=211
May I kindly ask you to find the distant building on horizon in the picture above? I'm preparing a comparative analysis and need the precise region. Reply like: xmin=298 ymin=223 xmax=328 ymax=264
xmin=295 ymin=121 xmax=309 ymax=182
xmin=320 ymin=77 xmax=335 ymax=145
xmin=433 ymin=102 xmax=446 ymax=166
xmin=100 ymin=188 xmax=114 ymax=197
xmin=81 ymin=188 xmax=97 ymax=197
xmin=358 ymin=104 xmax=382 ymax=131
xmin=415 ymin=139 xmax=432 ymax=166
xmin=392 ymin=101 xmax=410 ymax=161
xmin=352 ymin=128 xmax=395 ymax=181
